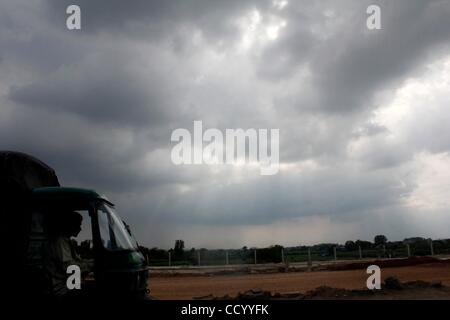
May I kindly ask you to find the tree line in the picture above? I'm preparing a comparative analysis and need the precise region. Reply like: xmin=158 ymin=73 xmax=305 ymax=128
xmin=138 ymin=235 xmax=450 ymax=266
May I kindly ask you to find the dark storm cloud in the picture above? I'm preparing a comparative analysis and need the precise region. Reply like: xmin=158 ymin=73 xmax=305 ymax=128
xmin=147 ymin=165 xmax=413 ymax=225
xmin=313 ymin=0 xmax=450 ymax=113
xmin=1 ymin=0 xmax=450 ymax=247
xmin=255 ymin=0 xmax=450 ymax=114
xmin=45 ymin=0 xmax=273 ymax=42
xmin=0 ymin=103 xmax=202 ymax=194
xmin=259 ymin=0 xmax=450 ymax=167
xmin=9 ymin=54 xmax=172 ymax=126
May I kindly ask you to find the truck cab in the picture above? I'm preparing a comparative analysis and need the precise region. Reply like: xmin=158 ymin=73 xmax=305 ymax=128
xmin=26 ymin=186 xmax=149 ymax=299
xmin=1 ymin=150 xmax=150 ymax=300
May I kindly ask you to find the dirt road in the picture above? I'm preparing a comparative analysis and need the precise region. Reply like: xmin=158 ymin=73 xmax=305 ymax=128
xmin=149 ymin=262 xmax=450 ymax=299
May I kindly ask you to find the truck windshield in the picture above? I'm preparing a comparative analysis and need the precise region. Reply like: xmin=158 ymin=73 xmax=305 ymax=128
xmin=97 ymin=202 xmax=138 ymax=251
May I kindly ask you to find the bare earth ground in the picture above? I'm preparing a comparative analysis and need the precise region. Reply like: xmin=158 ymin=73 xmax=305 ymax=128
xmin=149 ymin=259 xmax=450 ymax=300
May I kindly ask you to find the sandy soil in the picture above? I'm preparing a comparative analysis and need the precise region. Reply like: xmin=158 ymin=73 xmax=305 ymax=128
xmin=149 ymin=262 xmax=450 ymax=299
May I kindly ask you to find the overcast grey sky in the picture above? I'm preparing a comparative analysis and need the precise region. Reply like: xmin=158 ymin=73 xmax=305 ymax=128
xmin=1 ymin=0 xmax=450 ymax=249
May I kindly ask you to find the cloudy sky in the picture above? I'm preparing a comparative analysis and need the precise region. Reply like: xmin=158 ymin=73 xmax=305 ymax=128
xmin=1 ymin=0 xmax=450 ymax=249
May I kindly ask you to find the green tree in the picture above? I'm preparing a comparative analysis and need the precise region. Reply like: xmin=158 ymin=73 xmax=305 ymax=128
xmin=173 ymin=239 xmax=185 ymax=259
xmin=345 ymin=240 xmax=357 ymax=251
xmin=374 ymin=235 xmax=388 ymax=246
xmin=355 ymin=240 xmax=373 ymax=249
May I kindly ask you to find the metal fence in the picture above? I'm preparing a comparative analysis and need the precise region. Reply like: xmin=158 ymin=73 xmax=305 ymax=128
xmin=143 ymin=239 xmax=450 ymax=267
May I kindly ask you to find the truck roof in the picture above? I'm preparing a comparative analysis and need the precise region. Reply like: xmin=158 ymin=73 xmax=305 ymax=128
xmin=32 ymin=187 xmax=114 ymax=206
xmin=0 ymin=151 xmax=60 ymax=193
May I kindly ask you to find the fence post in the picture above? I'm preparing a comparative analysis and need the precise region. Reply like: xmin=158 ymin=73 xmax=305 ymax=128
xmin=254 ymin=249 xmax=257 ymax=265
xmin=197 ymin=251 xmax=201 ymax=266
xmin=168 ymin=251 xmax=171 ymax=267
xmin=226 ymin=251 xmax=229 ymax=265
xmin=430 ymin=240 xmax=434 ymax=256
xmin=333 ymin=247 xmax=337 ymax=262
xmin=383 ymin=245 xmax=386 ymax=257
xmin=406 ymin=244 xmax=411 ymax=257
xmin=307 ymin=247 xmax=312 ymax=270
xmin=281 ymin=248 xmax=285 ymax=264
xmin=358 ymin=246 xmax=362 ymax=259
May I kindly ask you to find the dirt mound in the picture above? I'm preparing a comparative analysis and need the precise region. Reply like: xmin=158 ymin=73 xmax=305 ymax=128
xmin=194 ymin=278 xmax=448 ymax=300
xmin=323 ymin=256 xmax=443 ymax=271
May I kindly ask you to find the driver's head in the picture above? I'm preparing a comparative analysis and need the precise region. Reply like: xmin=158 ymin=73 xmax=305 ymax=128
xmin=62 ymin=211 xmax=83 ymax=237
